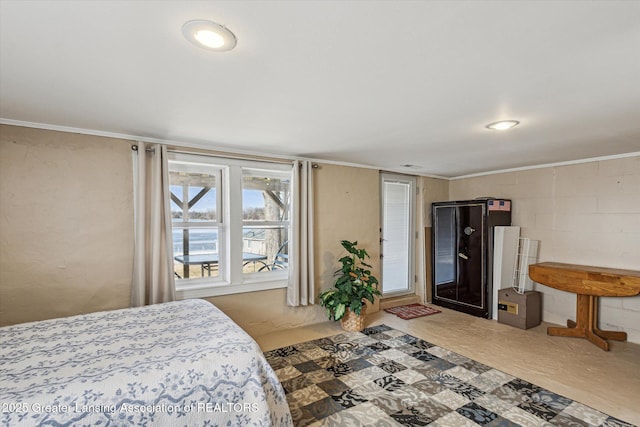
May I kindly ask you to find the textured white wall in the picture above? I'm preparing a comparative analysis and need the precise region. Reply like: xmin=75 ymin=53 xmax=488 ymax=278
xmin=0 ymin=125 xmax=133 ymax=325
xmin=450 ymin=156 xmax=640 ymax=343
xmin=0 ymin=126 xmax=382 ymax=336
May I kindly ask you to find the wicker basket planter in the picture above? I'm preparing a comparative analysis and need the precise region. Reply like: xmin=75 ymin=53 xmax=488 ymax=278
xmin=340 ymin=305 xmax=366 ymax=332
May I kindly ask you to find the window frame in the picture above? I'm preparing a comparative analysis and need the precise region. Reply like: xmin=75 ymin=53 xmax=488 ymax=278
xmin=169 ymin=160 xmax=224 ymax=282
xmin=168 ymin=152 xmax=292 ymax=299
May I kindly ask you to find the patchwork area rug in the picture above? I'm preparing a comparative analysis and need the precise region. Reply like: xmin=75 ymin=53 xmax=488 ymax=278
xmin=264 ymin=325 xmax=632 ymax=427
xmin=384 ymin=304 xmax=441 ymax=320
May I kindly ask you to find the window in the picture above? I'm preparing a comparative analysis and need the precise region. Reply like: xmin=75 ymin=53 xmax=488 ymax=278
xmin=242 ymin=168 xmax=290 ymax=275
xmin=170 ymin=165 xmax=222 ymax=280
xmin=168 ymin=153 xmax=292 ymax=298
xmin=380 ymin=173 xmax=416 ymax=296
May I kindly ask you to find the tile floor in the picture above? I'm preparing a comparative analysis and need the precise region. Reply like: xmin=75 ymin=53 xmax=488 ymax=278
xmin=255 ymin=305 xmax=640 ymax=425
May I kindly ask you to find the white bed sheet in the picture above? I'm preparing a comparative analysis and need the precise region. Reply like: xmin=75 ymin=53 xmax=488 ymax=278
xmin=0 ymin=299 xmax=292 ymax=426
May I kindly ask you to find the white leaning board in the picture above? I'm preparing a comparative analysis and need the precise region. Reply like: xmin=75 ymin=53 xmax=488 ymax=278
xmin=492 ymin=226 xmax=521 ymax=319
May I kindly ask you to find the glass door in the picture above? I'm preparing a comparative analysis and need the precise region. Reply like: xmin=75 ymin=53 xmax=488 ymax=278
xmin=380 ymin=173 xmax=416 ymax=297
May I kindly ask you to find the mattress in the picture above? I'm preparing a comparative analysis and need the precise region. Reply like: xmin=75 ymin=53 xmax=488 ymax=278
xmin=0 ymin=299 xmax=292 ymax=426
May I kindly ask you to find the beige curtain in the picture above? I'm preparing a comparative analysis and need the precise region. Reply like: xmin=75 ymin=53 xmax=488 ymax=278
xmin=131 ymin=141 xmax=175 ymax=306
xmin=287 ymin=160 xmax=315 ymax=306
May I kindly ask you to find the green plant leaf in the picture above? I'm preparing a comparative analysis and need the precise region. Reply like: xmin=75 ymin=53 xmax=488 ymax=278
xmin=319 ymin=240 xmax=380 ymax=322
xmin=349 ymin=299 xmax=362 ymax=313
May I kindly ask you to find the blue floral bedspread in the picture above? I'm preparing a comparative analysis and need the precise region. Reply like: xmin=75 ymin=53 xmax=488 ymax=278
xmin=0 ymin=299 xmax=292 ymax=426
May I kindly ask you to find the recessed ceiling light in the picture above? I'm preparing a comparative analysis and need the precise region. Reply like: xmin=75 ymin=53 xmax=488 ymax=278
xmin=486 ymin=120 xmax=520 ymax=131
xmin=182 ymin=20 xmax=237 ymax=52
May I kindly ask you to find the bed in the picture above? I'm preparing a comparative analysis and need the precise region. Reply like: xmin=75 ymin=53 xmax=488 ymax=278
xmin=0 ymin=299 xmax=292 ymax=426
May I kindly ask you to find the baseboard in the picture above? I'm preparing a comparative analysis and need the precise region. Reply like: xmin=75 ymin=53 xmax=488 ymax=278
xmin=380 ymin=294 xmax=420 ymax=310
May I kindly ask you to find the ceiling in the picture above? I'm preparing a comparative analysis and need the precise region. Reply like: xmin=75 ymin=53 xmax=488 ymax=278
xmin=1 ymin=1 xmax=639 ymax=178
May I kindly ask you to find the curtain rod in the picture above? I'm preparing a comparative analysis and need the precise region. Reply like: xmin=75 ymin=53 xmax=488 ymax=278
xmin=132 ymin=143 xmax=319 ymax=168
xmin=131 ymin=144 xmax=154 ymax=152
xmin=169 ymin=146 xmax=292 ymax=165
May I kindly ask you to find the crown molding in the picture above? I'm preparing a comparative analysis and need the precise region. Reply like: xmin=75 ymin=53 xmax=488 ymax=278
xmin=2 ymin=118 xmax=637 ymax=181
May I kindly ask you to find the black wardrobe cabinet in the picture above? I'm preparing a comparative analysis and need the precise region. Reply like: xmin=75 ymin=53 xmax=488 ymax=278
xmin=431 ymin=199 xmax=512 ymax=318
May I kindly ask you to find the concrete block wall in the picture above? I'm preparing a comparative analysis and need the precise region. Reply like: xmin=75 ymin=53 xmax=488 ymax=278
xmin=449 ymin=155 xmax=640 ymax=343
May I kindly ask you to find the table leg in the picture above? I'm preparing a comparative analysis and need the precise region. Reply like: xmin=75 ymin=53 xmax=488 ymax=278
xmin=548 ymin=293 xmax=588 ymax=338
xmin=548 ymin=295 xmax=605 ymax=348
xmin=594 ymin=329 xmax=627 ymax=341
xmin=548 ymin=294 xmax=628 ymax=351
xmin=592 ymin=296 xmax=627 ymax=342
xmin=586 ymin=295 xmax=609 ymax=351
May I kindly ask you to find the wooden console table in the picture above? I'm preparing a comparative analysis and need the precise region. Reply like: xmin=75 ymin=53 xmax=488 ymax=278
xmin=529 ymin=262 xmax=640 ymax=351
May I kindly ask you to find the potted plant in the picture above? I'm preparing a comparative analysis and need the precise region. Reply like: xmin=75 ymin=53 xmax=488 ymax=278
xmin=319 ymin=240 xmax=381 ymax=331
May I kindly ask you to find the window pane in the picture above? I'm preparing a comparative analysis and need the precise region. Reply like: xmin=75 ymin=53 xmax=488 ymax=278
xmin=242 ymin=168 xmax=290 ymax=275
xmin=242 ymin=226 xmax=288 ymax=273
xmin=242 ymin=170 xmax=290 ymax=221
xmin=434 ymin=206 xmax=456 ymax=285
xmin=169 ymin=172 xmax=217 ymax=222
xmin=172 ymin=227 xmax=220 ymax=279
xmin=382 ymin=180 xmax=412 ymax=294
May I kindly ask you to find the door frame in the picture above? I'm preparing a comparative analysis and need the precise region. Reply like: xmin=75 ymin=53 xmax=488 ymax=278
xmin=380 ymin=172 xmax=416 ymax=298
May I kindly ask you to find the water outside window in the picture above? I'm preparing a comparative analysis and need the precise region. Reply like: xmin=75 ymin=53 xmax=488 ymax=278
xmin=170 ymin=171 xmax=220 ymax=279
